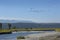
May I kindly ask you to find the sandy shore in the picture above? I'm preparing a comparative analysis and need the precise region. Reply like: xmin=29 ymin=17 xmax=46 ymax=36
xmin=18 ymin=32 xmax=60 ymax=40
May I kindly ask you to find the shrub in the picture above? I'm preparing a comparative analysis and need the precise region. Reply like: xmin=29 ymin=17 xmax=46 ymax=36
xmin=17 ymin=36 xmax=25 ymax=39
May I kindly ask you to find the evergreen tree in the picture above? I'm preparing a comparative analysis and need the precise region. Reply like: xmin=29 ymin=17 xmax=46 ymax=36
xmin=0 ymin=23 xmax=2 ymax=29
xmin=8 ymin=23 xmax=11 ymax=29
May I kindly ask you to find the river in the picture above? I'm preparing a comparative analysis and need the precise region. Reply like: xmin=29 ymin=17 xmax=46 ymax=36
xmin=0 ymin=31 xmax=45 ymax=40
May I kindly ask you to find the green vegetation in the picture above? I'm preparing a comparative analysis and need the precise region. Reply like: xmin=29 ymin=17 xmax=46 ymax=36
xmin=12 ymin=26 xmax=17 ymax=29
xmin=8 ymin=23 xmax=11 ymax=29
xmin=0 ymin=23 xmax=60 ymax=33
xmin=0 ymin=28 xmax=60 ymax=33
xmin=0 ymin=23 xmax=12 ymax=33
xmin=0 ymin=29 xmax=11 ymax=33
xmin=0 ymin=23 xmax=2 ymax=29
xmin=17 ymin=36 xmax=25 ymax=39
xmin=10 ymin=28 xmax=55 ymax=31
xmin=55 ymin=28 xmax=60 ymax=32
xmin=11 ymin=28 xmax=60 ymax=32
xmin=7 ymin=28 xmax=60 ymax=31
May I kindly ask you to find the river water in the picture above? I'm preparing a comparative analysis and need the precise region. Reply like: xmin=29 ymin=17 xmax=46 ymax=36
xmin=0 ymin=31 xmax=44 ymax=40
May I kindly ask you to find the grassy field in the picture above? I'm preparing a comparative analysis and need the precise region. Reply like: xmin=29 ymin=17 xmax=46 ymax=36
xmin=10 ymin=28 xmax=60 ymax=32
xmin=0 ymin=29 xmax=11 ymax=33
xmin=0 ymin=28 xmax=60 ymax=33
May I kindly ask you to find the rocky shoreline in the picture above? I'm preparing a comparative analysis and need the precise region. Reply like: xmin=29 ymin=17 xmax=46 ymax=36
xmin=17 ymin=32 xmax=60 ymax=40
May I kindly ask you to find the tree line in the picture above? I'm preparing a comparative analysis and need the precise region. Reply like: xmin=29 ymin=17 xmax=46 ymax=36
xmin=0 ymin=23 xmax=17 ymax=30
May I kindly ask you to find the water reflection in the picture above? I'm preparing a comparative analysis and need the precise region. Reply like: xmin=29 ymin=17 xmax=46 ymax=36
xmin=0 ymin=31 xmax=42 ymax=40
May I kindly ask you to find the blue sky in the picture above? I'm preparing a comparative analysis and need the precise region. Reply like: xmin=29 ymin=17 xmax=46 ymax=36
xmin=0 ymin=0 xmax=60 ymax=23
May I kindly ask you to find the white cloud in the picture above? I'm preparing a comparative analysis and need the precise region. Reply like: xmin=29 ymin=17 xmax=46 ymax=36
xmin=0 ymin=17 xmax=40 ymax=23
xmin=0 ymin=17 xmax=60 ymax=23
xmin=29 ymin=8 xmax=45 ymax=13
xmin=0 ymin=17 xmax=30 ymax=20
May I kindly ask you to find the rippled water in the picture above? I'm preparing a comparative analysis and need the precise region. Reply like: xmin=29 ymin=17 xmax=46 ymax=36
xmin=0 ymin=31 xmax=42 ymax=40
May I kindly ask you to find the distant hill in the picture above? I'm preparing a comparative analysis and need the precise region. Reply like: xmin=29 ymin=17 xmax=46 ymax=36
xmin=0 ymin=20 xmax=60 ymax=29
xmin=2 ymin=23 xmax=60 ymax=29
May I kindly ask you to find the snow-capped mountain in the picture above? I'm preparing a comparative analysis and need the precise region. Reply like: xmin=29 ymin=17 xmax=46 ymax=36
xmin=0 ymin=19 xmax=34 ymax=23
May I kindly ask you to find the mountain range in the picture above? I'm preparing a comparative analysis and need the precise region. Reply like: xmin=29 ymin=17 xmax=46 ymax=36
xmin=0 ymin=20 xmax=60 ymax=29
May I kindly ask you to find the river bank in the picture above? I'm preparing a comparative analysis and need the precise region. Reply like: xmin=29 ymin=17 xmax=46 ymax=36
xmin=0 ymin=29 xmax=12 ymax=34
xmin=17 ymin=32 xmax=60 ymax=40
xmin=0 ymin=31 xmax=43 ymax=40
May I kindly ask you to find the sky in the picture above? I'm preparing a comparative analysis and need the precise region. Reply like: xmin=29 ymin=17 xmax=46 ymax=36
xmin=0 ymin=0 xmax=60 ymax=23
